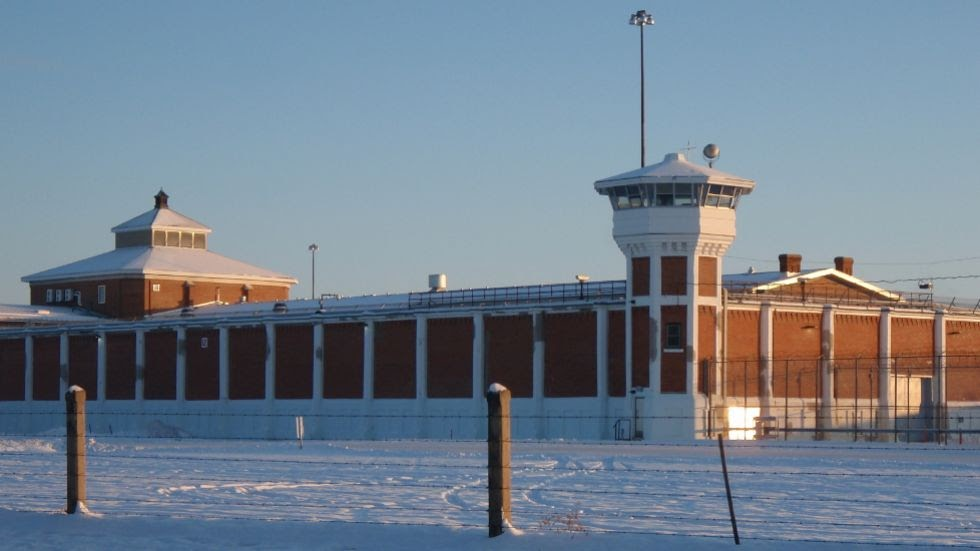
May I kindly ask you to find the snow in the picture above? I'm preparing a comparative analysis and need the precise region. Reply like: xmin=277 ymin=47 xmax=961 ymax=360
xmin=487 ymin=383 xmax=508 ymax=394
xmin=1 ymin=437 xmax=977 ymax=550
xmin=110 ymin=206 xmax=212 ymax=234
xmin=594 ymin=153 xmax=756 ymax=190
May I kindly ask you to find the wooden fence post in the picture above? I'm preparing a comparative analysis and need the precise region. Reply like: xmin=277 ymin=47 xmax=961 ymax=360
xmin=487 ymin=383 xmax=511 ymax=537
xmin=66 ymin=386 xmax=87 ymax=514
xmin=717 ymin=434 xmax=740 ymax=545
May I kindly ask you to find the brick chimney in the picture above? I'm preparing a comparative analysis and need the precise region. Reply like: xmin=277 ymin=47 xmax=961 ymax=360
xmin=778 ymin=253 xmax=802 ymax=273
xmin=154 ymin=189 xmax=170 ymax=209
xmin=834 ymin=256 xmax=854 ymax=276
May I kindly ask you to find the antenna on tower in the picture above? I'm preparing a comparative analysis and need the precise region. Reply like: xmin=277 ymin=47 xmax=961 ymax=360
xmin=703 ymin=143 xmax=720 ymax=168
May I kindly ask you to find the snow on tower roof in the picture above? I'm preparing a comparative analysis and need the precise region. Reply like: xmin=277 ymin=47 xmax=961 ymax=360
xmin=594 ymin=152 xmax=755 ymax=192
xmin=21 ymin=246 xmax=296 ymax=285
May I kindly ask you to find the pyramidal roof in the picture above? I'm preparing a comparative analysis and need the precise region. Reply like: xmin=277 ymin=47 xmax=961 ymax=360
xmin=110 ymin=190 xmax=211 ymax=234
xmin=594 ymin=152 xmax=755 ymax=191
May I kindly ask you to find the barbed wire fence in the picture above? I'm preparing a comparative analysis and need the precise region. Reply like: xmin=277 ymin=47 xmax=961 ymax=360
xmin=2 ymin=388 xmax=980 ymax=547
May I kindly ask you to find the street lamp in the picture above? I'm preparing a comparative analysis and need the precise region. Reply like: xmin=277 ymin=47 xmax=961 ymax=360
xmin=308 ymin=243 xmax=319 ymax=300
xmin=576 ymin=274 xmax=591 ymax=300
xmin=629 ymin=9 xmax=655 ymax=167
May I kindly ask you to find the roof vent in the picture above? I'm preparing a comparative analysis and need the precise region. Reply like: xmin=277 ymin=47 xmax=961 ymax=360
xmin=154 ymin=189 xmax=170 ymax=210
xmin=180 ymin=306 xmax=194 ymax=317
xmin=273 ymin=302 xmax=288 ymax=313
xmin=746 ymin=266 xmax=755 ymax=274
xmin=428 ymin=273 xmax=447 ymax=292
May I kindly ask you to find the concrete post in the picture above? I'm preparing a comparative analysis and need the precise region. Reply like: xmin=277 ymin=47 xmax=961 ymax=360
xmin=134 ymin=331 xmax=145 ymax=402
xmin=265 ymin=323 xmax=276 ymax=402
xmin=175 ymin=327 xmax=186 ymax=402
xmin=934 ymin=310 xmax=947 ymax=443
xmin=313 ymin=323 xmax=325 ymax=404
xmin=363 ymin=321 xmax=375 ymax=438
xmin=487 ymin=384 xmax=511 ymax=537
xmin=759 ymin=303 xmax=774 ymax=417
xmin=532 ymin=312 xmax=545 ymax=438
xmin=59 ymin=332 xmax=69 ymax=398
xmin=218 ymin=327 xmax=229 ymax=401
xmin=819 ymin=305 xmax=835 ymax=436
xmin=878 ymin=308 xmax=893 ymax=439
xmin=415 ymin=316 xmax=428 ymax=438
xmin=24 ymin=336 xmax=33 ymax=401
xmin=596 ymin=306 xmax=609 ymax=439
xmin=96 ymin=332 xmax=107 ymax=403
xmin=472 ymin=314 xmax=486 ymax=437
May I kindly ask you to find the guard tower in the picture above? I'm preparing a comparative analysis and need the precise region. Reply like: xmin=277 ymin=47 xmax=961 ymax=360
xmin=594 ymin=151 xmax=755 ymax=439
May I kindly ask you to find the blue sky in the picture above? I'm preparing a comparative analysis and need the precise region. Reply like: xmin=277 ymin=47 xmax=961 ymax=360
xmin=2 ymin=1 xmax=979 ymax=304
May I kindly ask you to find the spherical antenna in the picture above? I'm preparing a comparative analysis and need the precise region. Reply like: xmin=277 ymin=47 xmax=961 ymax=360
xmin=703 ymin=143 xmax=720 ymax=167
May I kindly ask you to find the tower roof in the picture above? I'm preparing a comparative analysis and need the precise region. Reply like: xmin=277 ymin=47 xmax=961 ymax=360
xmin=594 ymin=153 xmax=755 ymax=192
xmin=110 ymin=191 xmax=212 ymax=235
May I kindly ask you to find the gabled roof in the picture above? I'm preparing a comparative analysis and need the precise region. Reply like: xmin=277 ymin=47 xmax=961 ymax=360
xmin=110 ymin=207 xmax=211 ymax=234
xmin=723 ymin=268 xmax=902 ymax=301
xmin=595 ymin=152 xmax=755 ymax=192
xmin=21 ymin=246 xmax=297 ymax=285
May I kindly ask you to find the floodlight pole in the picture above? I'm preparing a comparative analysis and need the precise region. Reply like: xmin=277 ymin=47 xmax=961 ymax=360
xmin=630 ymin=10 xmax=654 ymax=167
xmin=308 ymin=243 xmax=319 ymax=300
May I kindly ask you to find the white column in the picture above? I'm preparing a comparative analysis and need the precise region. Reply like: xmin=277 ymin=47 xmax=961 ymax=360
xmin=759 ymin=303 xmax=774 ymax=416
xmin=363 ymin=321 xmax=375 ymax=400
xmin=472 ymin=314 xmax=485 ymax=400
xmin=265 ymin=323 xmax=276 ymax=402
xmin=934 ymin=309 xmax=947 ymax=439
xmin=649 ymin=255 xmax=662 ymax=397
xmin=687 ymin=253 xmax=698 ymax=396
xmin=219 ymin=327 xmax=229 ymax=401
xmin=59 ymin=332 xmax=69 ymax=397
xmin=533 ymin=311 xmax=545 ymax=438
xmin=819 ymin=305 xmax=835 ymax=434
xmin=175 ymin=327 xmax=186 ymax=402
xmin=97 ymin=332 xmax=107 ymax=402
xmin=596 ymin=306 xmax=609 ymax=439
xmin=624 ymin=256 xmax=633 ymax=401
xmin=135 ymin=330 xmax=145 ymax=402
xmin=24 ymin=336 xmax=33 ymax=401
xmin=415 ymin=316 xmax=428 ymax=401
xmin=313 ymin=323 xmax=325 ymax=404
xmin=878 ymin=308 xmax=893 ymax=436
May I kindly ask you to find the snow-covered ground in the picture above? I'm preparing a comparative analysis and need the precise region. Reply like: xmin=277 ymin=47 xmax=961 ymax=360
xmin=1 ymin=436 xmax=978 ymax=549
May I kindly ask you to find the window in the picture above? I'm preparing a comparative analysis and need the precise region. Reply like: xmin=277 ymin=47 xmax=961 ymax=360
xmin=152 ymin=283 xmax=161 ymax=292
xmin=55 ymin=289 xmax=63 ymax=302
xmin=64 ymin=288 xmax=72 ymax=302
xmin=665 ymin=323 xmax=683 ymax=349
xmin=97 ymin=285 xmax=106 ymax=305
xmin=46 ymin=289 xmax=53 ymax=303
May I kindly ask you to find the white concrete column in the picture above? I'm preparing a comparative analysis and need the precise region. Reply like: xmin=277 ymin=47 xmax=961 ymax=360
xmin=97 ymin=332 xmax=107 ymax=402
xmin=878 ymin=308 xmax=893 ymax=435
xmin=265 ymin=323 xmax=276 ymax=402
xmin=759 ymin=303 xmax=774 ymax=416
xmin=649 ymin=255 xmax=662 ymax=397
xmin=596 ymin=306 xmax=609 ymax=439
xmin=934 ymin=309 xmax=947 ymax=438
xmin=416 ymin=316 xmax=428 ymax=401
xmin=175 ymin=327 xmax=186 ymax=402
xmin=313 ymin=323 xmax=325 ymax=404
xmin=687 ymin=254 xmax=698 ymax=396
xmin=23 ymin=336 xmax=33 ymax=401
xmin=819 ymin=305 xmax=835 ymax=434
xmin=471 ymin=314 xmax=485 ymax=400
xmin=59 ymin=332 xmax=69 ymax=398
xmin=135 ymin=330 xmax=145 ymax=402
xmin=363 ymin=321 xmax=375 ymax=400
xmin=532 ymin=311 xmax=545 ymax=437
xmin=218 ymin=327 xmax=229 ymax=401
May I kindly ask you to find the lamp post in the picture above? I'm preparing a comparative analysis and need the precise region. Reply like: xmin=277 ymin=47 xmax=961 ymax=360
xmin=308 ymin=243 xmax=319 ymax=300
xmin=629 ymin=9 xmax=655 ymax=167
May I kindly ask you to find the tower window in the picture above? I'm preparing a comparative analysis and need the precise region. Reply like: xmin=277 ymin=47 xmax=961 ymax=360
xmin=665 ymin=323 xmax=683 ymax=349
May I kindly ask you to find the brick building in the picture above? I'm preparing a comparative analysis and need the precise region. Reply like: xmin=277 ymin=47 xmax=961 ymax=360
xmin=1 ymin=157 xmax=979 ymax=442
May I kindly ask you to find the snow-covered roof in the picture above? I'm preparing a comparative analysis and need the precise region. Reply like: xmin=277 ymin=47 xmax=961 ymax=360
xmin=21 ymin=246 xmax=297 ymax=285
xmin=723 ymin=268 xmax=902 ymax=301
xmin=0 ymin=304 xmax=102 ymax=325
xmin=111 ymin=207 xmax=211 ymax=234
xmin=594 ymin=152 xmax=755 ymax=192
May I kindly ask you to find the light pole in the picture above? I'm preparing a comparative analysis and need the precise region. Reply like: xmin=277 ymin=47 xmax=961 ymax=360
xmin=308 ymin=243 xmax=319 ymax=300
xmin=629 ymin=9 xmax=654 ymax=167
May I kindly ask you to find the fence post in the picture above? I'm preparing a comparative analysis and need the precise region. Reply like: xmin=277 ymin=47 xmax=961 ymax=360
xmin=717 ymin=434 xmax=740 ymax=545
xmin=66 ymin=386 xmax=86 ymax=514
xmin=487 ymin=383 xmax=511 ymax=537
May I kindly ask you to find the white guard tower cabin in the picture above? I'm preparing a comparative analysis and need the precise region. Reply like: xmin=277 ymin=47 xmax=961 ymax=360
xmin=594 ymin=150 xmax=755 ymax=439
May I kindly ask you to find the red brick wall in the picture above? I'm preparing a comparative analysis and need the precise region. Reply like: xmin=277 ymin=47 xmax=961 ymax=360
xmin=324 ymin=323 xmax=364 ymax=399
xmin=698 ymin=306 xmax=717 ymax=394
xmin=632 ymin=307 xmax=650 ymax=388
xmin=698 ymin=257 xmax=718 ymax=298
xmin=632 ymin=257 xmax=650 ymax=296
xmin=661 ymin=256 xmax=687 ymax=296
xmin=660 ymin=305 xmax=686 ymax=393
xmin=427 ymin=317 xmax=473 ymax=399
xmin=726 ymin=309 xmax=760 ymax=398
xmin=772 ymin=312 xmax=821 ymax=399
xmin=276 ymin=325 xmax=313 ymax=399
xmin=68 ymin=335 xmax=99 ymax=400
xmin=834 ymin=314 xmax=879 ymax=399
xmin=32 ymin=336 xmax=60 ymax=401
xmin=544 ymin=312 xmax=597 ymax=397
xmin=144 ymin=331 xmax=177 ymax=400
xmin=229 ymin=326 xmax=267 ymax=399
xmin=486 ymin=315 xmax=533 ymax=398
xmin=105 ymin=332 xmax=136 ymax=400
xmin=892 ymin=317 xmax=934 ymax=375
xmin=374 ymin=320 xmax=416 ymax=399
xmin=186 ymin=328 xmax=219 ymax=400
xmin=608 ymin=310 xmax=625 ymax=397
xmin=0 ymin=339 xmax=25 ymax=401
xmin=946 ymin=321 xmax=980 ymax=402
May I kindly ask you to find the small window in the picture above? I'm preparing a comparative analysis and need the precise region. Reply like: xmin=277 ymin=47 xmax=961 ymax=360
xmin=97 ymin=285 xmax=106 ymax=305
xmin=665 ymin=323 xmax=683 ymax=349
xmin=153 ymin=231 xmax=167 ymax=246
xmin=193 ymin=233 xmax=206 ymax=249
xmin=166 ymin=231 xmax=180 ymax=247
xmin=64 ymin=288 xmax=72 ymax=302
xmin=55 ymin=289 xmax=63 ymax=302
xmin=152 ymin=283 xmax=161 ymax=292
xmin=46 ymin=289 xmax=53 ymax=303
xmin=180 ymin=232 xmax=192 ymax=248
